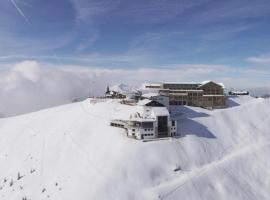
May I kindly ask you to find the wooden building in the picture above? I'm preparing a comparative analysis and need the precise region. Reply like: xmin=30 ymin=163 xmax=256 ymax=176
xmin=144 ymin=81 xmax=226 ymax=108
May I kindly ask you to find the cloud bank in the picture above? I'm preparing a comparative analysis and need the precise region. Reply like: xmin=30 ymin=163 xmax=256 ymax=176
xmin=0 ymin=61 xmax=104 ymax=117
xmin=247 ymin=55 xmax=270 ymax=64
xmin=0 ymin=60 xmax=269 ymax=117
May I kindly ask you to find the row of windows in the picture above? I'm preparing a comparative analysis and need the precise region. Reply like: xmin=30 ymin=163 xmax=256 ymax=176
xmin=144 ymin=128 xmax=153 ymax=131
xmin=203 ymin=89 xmax=223 ymax=94
xmin=143 ymin=133 xmax=154 ymax=137
xmin=163 ymin=84 xmax=199 ymax=89
xmin=167 ymin=90 xmax=222 ymax=95
xmin=189 ymin=93 xmax=203 ymax=96
xmin=111 ymin=123 xmax=124 ymax=128
xmin=170 ymin=96 xmax=225 ymax=104
xmin=146 ymin=86 xmax=161 ymax=88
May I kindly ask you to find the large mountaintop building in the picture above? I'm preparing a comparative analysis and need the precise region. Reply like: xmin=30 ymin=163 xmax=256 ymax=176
xmin=144 ymin=81 xmax=226 ymax=108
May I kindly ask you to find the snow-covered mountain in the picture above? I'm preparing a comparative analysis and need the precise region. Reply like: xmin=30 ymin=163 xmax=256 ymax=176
xmin=0 ymin=96 xmax=270 ymax=200
xmin=109 ymin=83 xmax=139 ymax=94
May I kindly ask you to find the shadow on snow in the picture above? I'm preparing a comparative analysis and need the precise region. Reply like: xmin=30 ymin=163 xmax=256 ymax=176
xmin=226 ymin=97 xmax=240 ymax=108
xmin=175 ymin=106 xmax=216 ymax=139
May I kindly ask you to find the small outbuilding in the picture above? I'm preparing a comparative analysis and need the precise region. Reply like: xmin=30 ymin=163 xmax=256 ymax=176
xmin=105 ymin=86 xmax=126 ymax=99
xmin=229 ymin=90 xmax=249 ymax=96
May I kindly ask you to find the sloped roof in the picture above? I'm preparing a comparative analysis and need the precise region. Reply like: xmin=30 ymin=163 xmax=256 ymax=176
xmin=137 ymin=99 xmax=152 ymax=106
xmin=200 ymin=80 xmax=225 ymax=88
xmin=137 ymin=99 xmax=165 ymax=107
xmin=151 ymin=107 xmax=170 ymax=116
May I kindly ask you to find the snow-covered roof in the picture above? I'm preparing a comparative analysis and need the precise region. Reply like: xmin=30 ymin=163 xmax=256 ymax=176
xmin=144 ymin=81 xmax=225 ymax=89
xmin=151 ymin=107 xmax=170 ymax=116
xmin=143 ymin=83 xmax=162 ymax=89
xmin=200 ymin=80 xmax=225 ymax=88
xmin=230 ymin=90 xmax=249 ymax=94
xmin=163 ymin=82 xmax=200 ymax=85
xmin=107 ymin=100 xmax=170 ymax=122
xmin=143 ymin=82 xmax=162 ymax=86
xmin=137 ymin=99 xmax=152 ymax=106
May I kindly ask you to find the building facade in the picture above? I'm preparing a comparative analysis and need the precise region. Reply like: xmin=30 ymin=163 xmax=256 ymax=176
xmin=144 ymin=81 xmax=226 ymax=108
xmin=110 ymin=100 xmax=177 ymax=140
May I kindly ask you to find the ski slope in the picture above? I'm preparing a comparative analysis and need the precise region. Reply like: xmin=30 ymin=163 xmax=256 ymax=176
xmin=0 ymin=96 xmax=269 ymax=200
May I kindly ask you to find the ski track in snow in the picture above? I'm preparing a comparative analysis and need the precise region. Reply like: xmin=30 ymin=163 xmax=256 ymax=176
xmin=158 ymin=139 xmax=270 ymax=200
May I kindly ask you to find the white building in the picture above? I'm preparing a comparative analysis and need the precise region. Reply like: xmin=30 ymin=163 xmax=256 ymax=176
xmin=110 ymin=99 xmax=177 ymax=140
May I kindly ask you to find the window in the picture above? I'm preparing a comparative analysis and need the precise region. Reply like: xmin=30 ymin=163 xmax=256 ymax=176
xmin=142 ymin=122 xmax=154 ymax=128
xmin=132 ymin=129 xmax=135 ymax=132
xmin=172 ymin=120 xmax=175 ymax=126
xmin=145 ymin=129 xmax=147 ymax=131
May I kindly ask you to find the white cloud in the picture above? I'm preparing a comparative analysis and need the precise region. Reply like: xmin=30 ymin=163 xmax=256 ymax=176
xmin=12 ymin=60 xmax=40 ymax=82
xmin=0 ymin=61 xmax=105 ymax=117
xmin=247 ymin=56 xmax=270 ymax=64
xmin=0 ymin=60 xmax=269 ymax=117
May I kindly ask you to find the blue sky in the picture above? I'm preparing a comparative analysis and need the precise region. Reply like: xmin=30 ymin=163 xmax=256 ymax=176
xmin=0 ymin=0 xmax=270 ymax=88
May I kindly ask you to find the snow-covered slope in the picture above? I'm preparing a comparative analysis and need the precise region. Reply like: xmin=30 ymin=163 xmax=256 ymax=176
xmin=0 ymin=96 xmax=270 ymax=200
